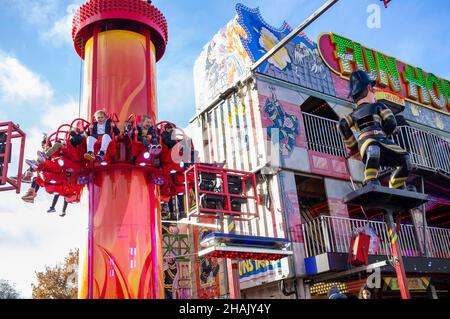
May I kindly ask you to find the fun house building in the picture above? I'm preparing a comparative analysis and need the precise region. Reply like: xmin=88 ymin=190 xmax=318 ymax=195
xmin=177 ymin=4 xmax=450 ymax=299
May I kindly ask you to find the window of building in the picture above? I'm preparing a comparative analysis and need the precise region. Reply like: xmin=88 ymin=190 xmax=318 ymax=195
xmin=300 ymin=96 xmax=339 ymax=120
xmin=300 ymin=97 xmax=346 ymax=157
xmin=295 ymin=174 xmax=330 ymax=223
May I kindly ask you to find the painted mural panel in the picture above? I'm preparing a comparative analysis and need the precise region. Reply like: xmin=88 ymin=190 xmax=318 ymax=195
xmin=403 ymin=100 xmax=449 ymax=132
xmin=194 ymin=4 xmax=335 ymax=111
xmin=194 ymin=4 xmax=449 ymax=132
xmin=161 ymin=214 xmax=192 ymax=299
xmin=192 ymin=226 xmax=221 ymax=299
xmin=194 ymin=18 xmax=253 ymax=111
xmin=236 ymin=4 xmax=336 ymax=97
xmin=257 ymin=80 xmax=307 ymax=160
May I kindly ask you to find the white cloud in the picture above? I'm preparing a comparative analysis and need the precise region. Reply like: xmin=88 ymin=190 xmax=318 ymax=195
xmin=0 ymin=51 xmax=53 ymax=105
xmin=0 ymin=127 xmax=86 ymax=298
xmin=7 ymin=0 xmax=83 ymax=47
xmin=0 ymin=50 xmax=85 ymax=298
xmin=41 ymin=99 xmax=80 ymax=132
xmin=0 ymin=188 xmax=86 ymax=297
xmin=41 ymin=2 xmax=83 ymax=47
xmin=7 ymin=0 xmax=59 ymax=28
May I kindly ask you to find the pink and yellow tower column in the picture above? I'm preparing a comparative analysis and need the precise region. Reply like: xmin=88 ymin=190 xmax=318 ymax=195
xmin=72 ymin=0 xmax=168 ymax=299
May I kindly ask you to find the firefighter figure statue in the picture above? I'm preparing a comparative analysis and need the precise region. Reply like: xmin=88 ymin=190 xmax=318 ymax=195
xmin=338 ymin=70 xmax=414 ymax=191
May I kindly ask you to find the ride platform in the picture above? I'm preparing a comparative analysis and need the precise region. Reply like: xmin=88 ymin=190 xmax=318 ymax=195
xmin=344 ymin=184 xmax=429 ymax=212
xmin=198 ymin=233 xmax=292 ymax=261
xmin=344 ymin=184 xmax=430 ymax=300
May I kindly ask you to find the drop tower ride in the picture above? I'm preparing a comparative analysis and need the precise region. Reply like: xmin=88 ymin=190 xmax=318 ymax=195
xmin=72 ymin=0 xmax=168 ymax=299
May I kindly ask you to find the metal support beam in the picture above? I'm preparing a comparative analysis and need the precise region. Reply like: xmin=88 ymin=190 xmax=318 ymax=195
xmin=385 ymin=210 xmax=411 ymax=299
xmin=409 ymin=208 xmax=425 ymax=256
xmin=251 ymin=0 xmax=339 ymax=72
xmin=225 ymin=216 xmax=241 ymax=299
xmin=421 ymin=176 xmax=429 ymax=257
xmin=429 ymin=284 xmax=438 ymax=299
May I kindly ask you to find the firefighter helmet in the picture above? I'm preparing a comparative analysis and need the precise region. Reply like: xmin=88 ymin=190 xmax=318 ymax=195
xmin=348 ymin=70 xmax=376 ymax=100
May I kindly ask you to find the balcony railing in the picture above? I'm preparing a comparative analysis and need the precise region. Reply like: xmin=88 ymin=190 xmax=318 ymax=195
xmin=302 ymin=112 xmax=450 ymax=176
xmin=302 ymin=113 xmax=346 ymax=158
xmin=393 ymin=126 xmax=450 ymax=176
xmin=302 ymin=215 xmax=450 ymax=259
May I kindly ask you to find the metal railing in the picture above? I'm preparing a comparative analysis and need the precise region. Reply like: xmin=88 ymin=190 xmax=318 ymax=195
xmin=302 ymin=112 xmax=450 ymax=176
xmin=302 ymin=113 xmax=346 ymax=158
xmin=302 ymin=215 xmax=450 ymax=259
xmin=393 ymin=126 xmax=450 ymax=176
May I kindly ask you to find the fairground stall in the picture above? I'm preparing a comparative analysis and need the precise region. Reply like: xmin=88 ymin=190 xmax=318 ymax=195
xmin=188 ymin=3 xmax=450 ymax=299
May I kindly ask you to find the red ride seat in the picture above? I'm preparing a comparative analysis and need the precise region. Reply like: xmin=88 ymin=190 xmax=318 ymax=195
xmin=32 ymin=118 xmax=89 ymax=203
xmin=85 ymin=113 xmax=119 ymax=164
xmin=53 ymin=155 xmax=83 ymax=177
xmin=44 ymin=183 xmax=64 ymax=196
xmin=173 ymin=173 xmax=185 ymax=194
xmin=92 ymin=135 xmax=113 ymax=161
xmin=60 ymin=182 xmax=83 ymax=203
xmin=39 ymin=159 xmax=64 ymax=175
xmin=159 ymin=178 xmax=176 ymax=198
xmin=60 ymin=142 xmax=85 ymax=164
xmin=160 ymin=142 xmax=185 ymax=176
xmin=125 ymin=114 xmax=163 ymax=168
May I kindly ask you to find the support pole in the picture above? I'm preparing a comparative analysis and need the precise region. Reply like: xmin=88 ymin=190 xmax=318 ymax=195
xmin=225 ymin=216 xmax=241 ymax=299
xmin=87 ymin=175 xmax=94 ymax=300
xmin=385 ymin=210 xmax=411 ymax=299
xmin=409 ymin=208 xmax=425 ymax=256
xmin=297 ymin=279 xmax=310 ymax=299
xmin=251 ymin=0 xmax=339 ymax=72
xmin=1 ymin=123 xmax=12 ymax=186
xmin=17 ymin=125 xmax=25 ymax=193
xmin=421 ymin=176 xmax=428 ymax=257
xmin=429 ymin=284 xmax=438 ymax=299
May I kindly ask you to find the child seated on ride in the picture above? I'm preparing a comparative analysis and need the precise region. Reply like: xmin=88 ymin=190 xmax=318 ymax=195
xmin=21 ymin=130 xmax=84 ymax=206
xmin=135 ymin=115 xmax=159 ymax=148
xmin=47 ymin=194 xmax=69 ymax=217
xmin=22 ymin=180 xmax=69 ymax=217
xmin=38 ymin=127 xmax=84 ymax=162
xmin=17 ymin=133 xmax=51 ymax=184
xmin=21 ymin=177 xmax=40 ymax=203
xmin=84 ymin=110 xmax=120 ymax=161
xmin=26 ymin=127 xmax=84 ymax=170
xmin=131 ymin=115 xmax=161 ymax=155
xmin=161 ymin=124 xmax=177 ymax=149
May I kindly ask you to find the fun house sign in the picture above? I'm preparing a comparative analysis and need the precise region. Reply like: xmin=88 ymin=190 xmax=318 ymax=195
xmin=318 ymin=32 xmax=450 ymax=115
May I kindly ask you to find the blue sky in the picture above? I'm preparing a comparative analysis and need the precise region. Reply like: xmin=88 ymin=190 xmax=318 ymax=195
xmin=0 ymin=0 xmax=449 ymax=297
